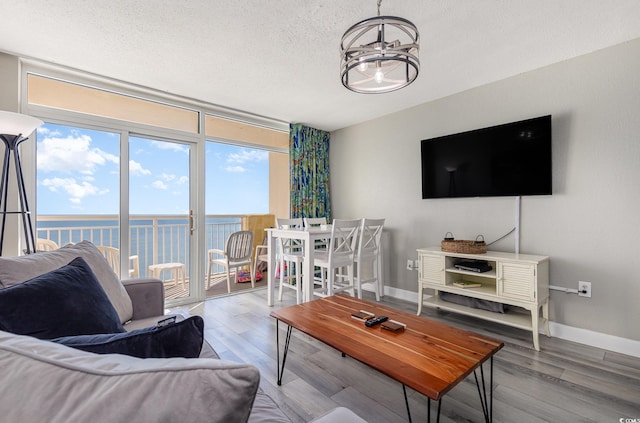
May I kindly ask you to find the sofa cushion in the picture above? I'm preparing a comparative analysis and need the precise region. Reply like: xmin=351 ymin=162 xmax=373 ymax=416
xmin=0 ymin=257 xmax=126 ymax=339
xmin=0 ymin=330 xmax=260 ymax=423
xmin=52 ymin=315 xmax=204 ymax=359
xmin=248 ymin=391 xmax=292 ymax=423
xmin=0 ymin=240 xmax=133 ymax=324
xmin=309 ymin=407 xmax=368 ymax=423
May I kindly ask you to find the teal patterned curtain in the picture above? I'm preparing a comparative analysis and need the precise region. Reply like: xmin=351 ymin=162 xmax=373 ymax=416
xmin=289 ymin=123 xmax=331 ymax=220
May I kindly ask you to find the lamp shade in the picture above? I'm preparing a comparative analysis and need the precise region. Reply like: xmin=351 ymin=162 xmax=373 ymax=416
xmin=0 ymin=111 xmax=43 ymax=136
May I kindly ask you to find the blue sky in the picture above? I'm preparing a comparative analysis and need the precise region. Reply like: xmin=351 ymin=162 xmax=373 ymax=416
xmin=36 ymin=123 xmax=269 ymax=215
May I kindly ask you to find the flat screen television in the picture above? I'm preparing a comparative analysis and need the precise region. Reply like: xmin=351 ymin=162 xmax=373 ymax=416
xmin=421 ymin=115 xmax=552 ymax=199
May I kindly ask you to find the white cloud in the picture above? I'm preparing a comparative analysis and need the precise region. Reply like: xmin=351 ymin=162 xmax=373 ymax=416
xmin=130 ymin=160 xmax=151 ymax=176
xmin=224 ymin=166 xmax=246 ymax=173
xmin=160 ymin=173 xmax=176 ymax=182
xmin=151 ymin=140 xmax=188 ymax=153
xmin=227 ymin=149 xmax=268 ymax=164
xmin=38 ymin=134 xmax=118 ymax=175
xmin=152 ymin=180 xmax=168 ymax=190
xmin=177 ymin=176 xmax=189 ymax=184
xmin=37 ymin=127 xmax=62 ymax=137
xmin=41 ymin=177 xmax=109 ymax=203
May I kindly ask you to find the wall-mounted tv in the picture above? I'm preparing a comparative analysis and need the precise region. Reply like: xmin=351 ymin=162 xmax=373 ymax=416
xmin=421 ymin=115 xmax=552 ymax=199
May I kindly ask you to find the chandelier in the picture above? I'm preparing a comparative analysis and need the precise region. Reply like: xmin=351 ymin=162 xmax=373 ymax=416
xmin=340 ymin=0 xmax=420 ymax=94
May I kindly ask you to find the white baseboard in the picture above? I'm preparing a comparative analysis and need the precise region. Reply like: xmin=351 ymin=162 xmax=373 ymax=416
xmin=548 ymin=322 xmax=640 ymax=358
xmin=384 ymin=286 xmax=419 ymax=303
xmin=384 ymin=286 xmax=640 ymax=358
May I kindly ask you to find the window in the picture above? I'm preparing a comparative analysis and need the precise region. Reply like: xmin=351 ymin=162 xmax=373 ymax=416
xmin=25 ymin=66 xmax=289 ymax=304
xmin=36 ymin=123 xmax=120 ymax=246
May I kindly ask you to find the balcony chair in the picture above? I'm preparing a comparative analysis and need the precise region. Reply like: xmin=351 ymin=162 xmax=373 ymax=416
xmin=355 ymin=218 xmax=385 ymax=301
xmin=207 ymin=230 xmax=254 ymax=293
xmin=36 ymin=238 xmax=59 ymax=252
xmin=253 ymin=236 xmax=268 ymax=284
xmin=276 ymin=218 xmax=304 ymax=304
xmin=312 ymin=219 xmax=360 ymax=298
xmin=96 ymin=245 xmax=140 ymax=278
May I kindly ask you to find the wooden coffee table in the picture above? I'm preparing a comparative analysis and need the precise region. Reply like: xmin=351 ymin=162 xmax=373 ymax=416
xmin=270 ymin=295 xmax=504 ymax=423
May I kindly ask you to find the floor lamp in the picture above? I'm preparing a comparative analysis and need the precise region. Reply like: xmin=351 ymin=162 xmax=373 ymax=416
xmin=0 ymin=111 xmax=43 ymax=256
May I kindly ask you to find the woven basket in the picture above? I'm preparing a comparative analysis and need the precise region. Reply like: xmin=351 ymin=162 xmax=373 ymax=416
xmin=441 ymin=234 xmax=487 ymax=254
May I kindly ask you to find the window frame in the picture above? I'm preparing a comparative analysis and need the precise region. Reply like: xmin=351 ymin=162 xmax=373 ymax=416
xmin=19 ymin=59 xmax=289 ymax=305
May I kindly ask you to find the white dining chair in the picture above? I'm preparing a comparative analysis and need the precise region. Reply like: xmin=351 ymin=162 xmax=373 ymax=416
xmin=276 ymin=218 xmax=305 ymax=304
xmin=312 ymin=219 xmax=360 ymax=298
xmin=304 ymin=216 xmax=330 ymax=252
xmin=303 ymin=217 xmax=326 ymax=228
xmin=354 ymin=218 xmax=385 ymax=301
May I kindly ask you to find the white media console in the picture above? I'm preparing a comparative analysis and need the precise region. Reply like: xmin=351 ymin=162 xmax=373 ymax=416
xmin=417 ymin=247 xmax=550 ymax=351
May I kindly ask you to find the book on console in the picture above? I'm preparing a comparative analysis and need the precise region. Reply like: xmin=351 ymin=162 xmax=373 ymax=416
xmin=452 ymin=281 xmax=482 ymax=289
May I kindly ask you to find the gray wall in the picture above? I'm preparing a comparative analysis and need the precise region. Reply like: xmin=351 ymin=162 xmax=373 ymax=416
xmin=0 ymin=53 xmax=19 ymax=112
xmin=330 ymin=39 xmax=640 ymax=342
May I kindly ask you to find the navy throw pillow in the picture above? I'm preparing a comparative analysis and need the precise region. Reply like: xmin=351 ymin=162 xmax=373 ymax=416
xmin=0 ymin=256 xmax=125 ymax=339
xmin=52 ymin=315 xmax=205 ymax=359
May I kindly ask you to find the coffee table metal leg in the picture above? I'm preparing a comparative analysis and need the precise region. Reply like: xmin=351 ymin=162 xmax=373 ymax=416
xmin=402 ymin=384 xmax=412 ymax=423
xmin=403 ymin=385 xmax=443 ymax=423
xmin=276 ymin=321 xmax=293 ymax=386
xmin=426 ymin=397 xmax=442 ymax=423
xmin=473 ymin=356 xmax=494 ymax=423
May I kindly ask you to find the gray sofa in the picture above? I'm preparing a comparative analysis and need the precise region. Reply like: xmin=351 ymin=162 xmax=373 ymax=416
xmin=0 ymin=240 xmax=366 ymax=423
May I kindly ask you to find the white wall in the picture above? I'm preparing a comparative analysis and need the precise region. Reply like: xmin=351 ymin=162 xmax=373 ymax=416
xmin=330 ymin=38 xmax=640 ymax=342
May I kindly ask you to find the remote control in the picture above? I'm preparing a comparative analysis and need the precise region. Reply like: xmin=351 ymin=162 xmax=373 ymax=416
xmin=365 ymin=315 xmax=388 ymax=327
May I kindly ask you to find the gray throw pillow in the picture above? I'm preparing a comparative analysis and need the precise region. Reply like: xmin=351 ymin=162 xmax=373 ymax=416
xmin=0 ymin=240 xmax=133 ymax=323
xmin=0 ymin=257 xmax=125 ymax=339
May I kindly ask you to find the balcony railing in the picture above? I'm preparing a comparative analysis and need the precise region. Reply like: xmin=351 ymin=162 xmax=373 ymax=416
xmin=36 ymin=214 xmax=243 ymax=281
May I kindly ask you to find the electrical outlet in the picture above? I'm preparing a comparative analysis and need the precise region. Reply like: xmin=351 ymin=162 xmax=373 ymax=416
xmin=406 ymin=259 xmax=413 ymax=270
xmin=578 ymin=281 xmax=592 ymax=298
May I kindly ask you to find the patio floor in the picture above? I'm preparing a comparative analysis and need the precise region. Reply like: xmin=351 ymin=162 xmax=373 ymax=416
xmin=163 ymin=271 xmax=269 ymax=300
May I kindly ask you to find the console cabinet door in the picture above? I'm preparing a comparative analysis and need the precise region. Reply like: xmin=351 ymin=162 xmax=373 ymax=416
xmin=498 ymin=262 xmax=535 ymax=301
xmin=419 ymin=254 xmax=444 ymax=285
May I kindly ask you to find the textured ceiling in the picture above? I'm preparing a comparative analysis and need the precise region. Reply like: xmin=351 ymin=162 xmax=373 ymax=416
xmin=1 ymin=1 xmax=640 ymax=131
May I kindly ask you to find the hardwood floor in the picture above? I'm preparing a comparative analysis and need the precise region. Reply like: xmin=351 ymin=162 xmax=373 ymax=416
xmin=176 ymin=289 xmax=640 ymax=422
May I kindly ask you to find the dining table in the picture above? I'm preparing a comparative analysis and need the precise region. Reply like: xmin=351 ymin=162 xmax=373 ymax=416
xmin=265 ymin=226 xmax=333 ymax=305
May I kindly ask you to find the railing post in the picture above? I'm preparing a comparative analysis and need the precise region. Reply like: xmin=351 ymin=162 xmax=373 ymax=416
xmin=152 ymin=217 xmax=159 ymax=268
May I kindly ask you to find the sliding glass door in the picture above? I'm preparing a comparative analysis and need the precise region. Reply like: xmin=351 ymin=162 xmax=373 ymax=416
xmin=129 ymin=135 xmax=194 ymax=302
xmin=27 ymin=69 xmax=290 ymax=306
xmin=36 ymin=124 xmax=197 ymax=304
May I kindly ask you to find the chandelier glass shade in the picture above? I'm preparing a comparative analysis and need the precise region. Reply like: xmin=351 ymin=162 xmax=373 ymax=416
xmin=340 ymin=10 xmax=419 ymax=94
